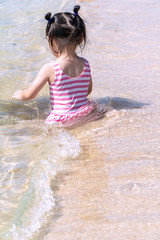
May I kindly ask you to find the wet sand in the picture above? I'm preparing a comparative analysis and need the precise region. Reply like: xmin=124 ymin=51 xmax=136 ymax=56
xmin=43 ymin=0 xmax=160 ymax=239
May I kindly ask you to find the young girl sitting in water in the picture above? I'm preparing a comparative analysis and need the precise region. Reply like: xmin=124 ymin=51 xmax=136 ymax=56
xmin=12 ymin=5 xmax=104 ymax=126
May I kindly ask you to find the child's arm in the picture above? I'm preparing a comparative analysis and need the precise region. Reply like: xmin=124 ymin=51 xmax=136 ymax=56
xmin=87 ymin=76 xmax=92 ymax=95
xmin=12 ymin=63 xmax=54 ymax=101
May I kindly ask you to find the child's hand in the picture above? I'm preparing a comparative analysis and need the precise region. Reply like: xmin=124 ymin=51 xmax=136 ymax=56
xmin=12 ymin=90 xmax=23 ymax=101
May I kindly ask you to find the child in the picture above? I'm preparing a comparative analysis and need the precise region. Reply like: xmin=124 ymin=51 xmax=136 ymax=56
xmin=12 ymin=5 xmax=105 ymax=126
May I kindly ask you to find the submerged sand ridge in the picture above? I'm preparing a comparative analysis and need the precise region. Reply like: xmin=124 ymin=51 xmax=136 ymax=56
xmin=43 ymin=0 xmax=160 ymax=239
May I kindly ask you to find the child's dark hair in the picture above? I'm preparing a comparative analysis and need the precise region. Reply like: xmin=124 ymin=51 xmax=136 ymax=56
xmin=45 ymin=5 xmax=86 ymax=54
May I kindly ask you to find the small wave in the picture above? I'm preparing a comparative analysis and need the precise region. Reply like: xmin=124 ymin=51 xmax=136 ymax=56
xmin=1 ymin=129 xmax=81 ymax=240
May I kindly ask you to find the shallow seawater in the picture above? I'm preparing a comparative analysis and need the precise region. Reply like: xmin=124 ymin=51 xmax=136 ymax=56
xmin=0 ymin=123 xmax=81 ymax=240
xmin=1 ymin=0 xmax=160 ymax=240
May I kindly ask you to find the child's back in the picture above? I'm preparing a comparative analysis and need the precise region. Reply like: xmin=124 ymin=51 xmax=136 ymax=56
xmin=56 ymin=56 xmax=85 ymax=79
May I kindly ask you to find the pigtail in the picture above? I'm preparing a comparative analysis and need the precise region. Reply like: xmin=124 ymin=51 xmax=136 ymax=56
xmin=73 ymin=5 xmax=80 ymax=15
xmin=72 ymin=5 xmax=86 ymax=49
xmin=45 ymin=12 xmax=52 ymax=21
xmin=45 ymin=12 xmax=55 ymax=25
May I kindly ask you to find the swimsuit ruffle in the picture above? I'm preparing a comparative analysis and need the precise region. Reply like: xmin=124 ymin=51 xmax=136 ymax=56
xmin=45 ymin=101 xmax=105 ymax=126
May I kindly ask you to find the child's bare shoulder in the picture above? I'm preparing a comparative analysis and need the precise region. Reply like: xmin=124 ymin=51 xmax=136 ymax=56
xmin=40 ymin=62 xmax=55 ymax=75
xmin=41 ymin=61 xmax=55 ymax=83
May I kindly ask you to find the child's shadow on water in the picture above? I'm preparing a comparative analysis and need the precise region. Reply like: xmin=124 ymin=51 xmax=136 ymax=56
xmin=0 ymin=97 xmax=149 ymax=125
xmin=96 ymin=97 xmax=149 ymax=110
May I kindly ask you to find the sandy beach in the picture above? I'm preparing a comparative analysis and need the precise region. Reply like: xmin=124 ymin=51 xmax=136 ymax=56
xmin=43 ymin=0 xmax=160 ymax=239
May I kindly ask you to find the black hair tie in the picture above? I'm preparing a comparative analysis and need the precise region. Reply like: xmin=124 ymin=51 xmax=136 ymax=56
xmin=48 ymin=17 xmax=54 ymax=24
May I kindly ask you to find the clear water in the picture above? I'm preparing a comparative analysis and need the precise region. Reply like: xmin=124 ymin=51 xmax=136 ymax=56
xmin=1 ymin=0 xmax=160 ymax=239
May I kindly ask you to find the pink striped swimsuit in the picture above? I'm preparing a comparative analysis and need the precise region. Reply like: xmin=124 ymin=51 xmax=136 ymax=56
xmin=45 ymin=58 xmax=99 ymax=126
